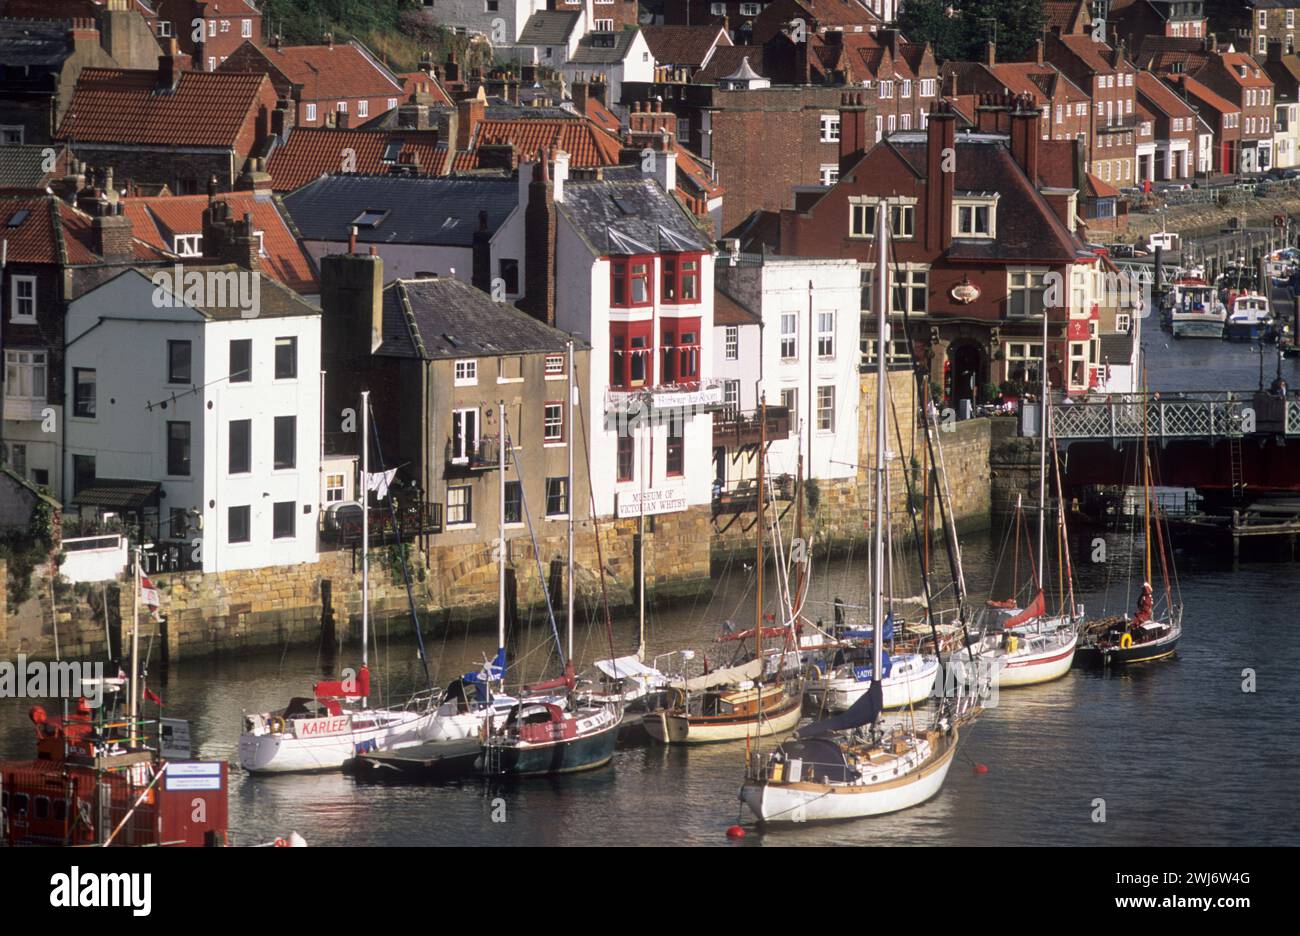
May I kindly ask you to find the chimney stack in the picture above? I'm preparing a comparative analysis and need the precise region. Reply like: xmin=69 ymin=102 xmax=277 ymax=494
xmin=838 ymin=91 xmax=869 ymax=174
xmin=158 ymin=39 xmax=179 ymax=91
xmin=522 ymin=150 xmax=556 ymax=326
xmin=925 ymin=102 xmax=957 ymax=252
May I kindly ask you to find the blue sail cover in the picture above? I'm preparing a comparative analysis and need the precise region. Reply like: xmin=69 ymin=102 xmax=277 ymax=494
xmin=841 ymin=614 xmax=895 ymax=642
xmin=463 ymin=647 xmax=507 ymax=685
xmin=796 ymin=679 xmax=884 ymax=737
xmin=851 ymin=651 xmax=893 ymax=683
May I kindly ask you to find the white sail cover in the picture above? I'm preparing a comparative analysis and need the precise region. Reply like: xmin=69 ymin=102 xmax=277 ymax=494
xmin=594 ymin=656 xmax=666 ymax=683
xmin=671 ymin=658 xmax=764 ymax=692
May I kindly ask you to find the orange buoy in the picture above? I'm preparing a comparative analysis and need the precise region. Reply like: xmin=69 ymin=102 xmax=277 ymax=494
xmin=726 ymin=825 xmax=746 ymax=839
xmin=973 ymin=763 xmax=989 ymax=775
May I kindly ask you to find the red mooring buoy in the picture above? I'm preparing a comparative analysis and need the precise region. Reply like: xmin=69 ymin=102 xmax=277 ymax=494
xmin=974 ymin=763 xmax=989 ymax=775
xmin=726 ymin=825 xmax=746 ymax=839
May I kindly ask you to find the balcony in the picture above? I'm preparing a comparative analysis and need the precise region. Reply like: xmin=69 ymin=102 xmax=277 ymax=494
xmin=3 ymin=395 xmax=45 ymax=422
xmin=444 ymin=433 xmax=501 ymax=473
xmin=712 ymin=405 xmax=792 ymax=449
xmin=713 ymin=473 xmax=796 ymax=516
xmin=321 ymin=500 xmax=444 ymax=548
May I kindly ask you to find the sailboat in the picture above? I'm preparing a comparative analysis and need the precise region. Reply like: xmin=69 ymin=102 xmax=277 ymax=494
xmin=481 ymin=342 xmax=623 ymax=776
xmin=238 ymin=390 xmax=439 ymax=773
xmin=958 ymin=311 xmax=1078 ymax=689
xmin=740 ymin=202 xmax=962 ymax=821
xmin=1077 ymin=375 xmax=1183 ymax=666
xmin=643 ymin=396 xmax=804 ymax=744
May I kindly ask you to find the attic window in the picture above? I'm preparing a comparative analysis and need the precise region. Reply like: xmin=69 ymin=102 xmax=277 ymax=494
xmin=352 ymin=209 xmax=389 ymax=228
xmin=440 ymin=217 xmax=461 ymax=230
xmin=6 ymin=209 xmax=29 ymax=227
xmin=382 ymin=141 xmax=403 ymax=163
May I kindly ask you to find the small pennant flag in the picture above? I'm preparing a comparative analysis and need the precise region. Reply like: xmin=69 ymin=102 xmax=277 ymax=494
xmin=139 ymin=570 xmax=161 ymax=621
xmin=143 ymin=686 xmax=163 ymax=706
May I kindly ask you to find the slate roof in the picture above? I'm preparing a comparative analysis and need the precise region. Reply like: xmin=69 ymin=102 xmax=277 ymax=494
xmin=558 ymin=177 xmax=711 ymax=257
xmin=0 ymin=18 xmax=75 ymax=70
xmin=378 ymin=277 xmax=580 ymax=361
xmin=886 ymin=135 xmax=1086 ymax=263
xmin=569 ymin=29 xmax=641 ymax=65
xmin=282 ymin=175 xmax=517 ymax=246
xmin=0 ymin=144 xmax=68 ymax=190
xmin=57 ymin=68 xmax=274 ymax=147
xmin=713 ymin=288 xmax=760 ymax=326
xmin=121 ymin=191 xmax=319 ymax=294
xmin=136 ymin=264 xmax=319 ymax=319
xmin=267 ymin=127 xmax=446 ymax=190
xmin=1099 ymin=330 xmax=1136 ymax=360
xmin=694 ymin=45 xmax=759 ymax=84
xmin=517 ymin=11 xmax=582 ymax=46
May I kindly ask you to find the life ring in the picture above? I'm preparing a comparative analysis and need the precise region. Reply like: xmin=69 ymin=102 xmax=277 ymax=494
xmin=1119 ymin=633 xmax=1133 ymax=650
xmin=270 ymin=716 xmax=287 ymax=735
xmin=273 ymin=837 xmax=287 ymax=847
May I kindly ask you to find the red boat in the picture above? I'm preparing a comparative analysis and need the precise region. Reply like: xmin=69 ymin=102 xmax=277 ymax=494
xmin=1 ymin=698 xmax=229 ymax=847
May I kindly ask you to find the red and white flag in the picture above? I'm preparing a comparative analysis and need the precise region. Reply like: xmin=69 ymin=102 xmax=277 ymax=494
xmin=139 ymin=570 xmax=161 ymax=620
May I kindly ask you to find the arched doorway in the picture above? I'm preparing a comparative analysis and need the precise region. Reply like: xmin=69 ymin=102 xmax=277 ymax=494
xmin=947 ymin=342 xmax=984 ymax=405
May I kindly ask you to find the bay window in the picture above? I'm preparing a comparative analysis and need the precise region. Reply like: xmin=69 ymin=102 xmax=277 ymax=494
xmin=5 ymin=349 xmax=46 ymax=402
xmin=611 ymin=257 xmax=651 ymax=307
xmin=661 ymin=253 xmax=701 ymax=303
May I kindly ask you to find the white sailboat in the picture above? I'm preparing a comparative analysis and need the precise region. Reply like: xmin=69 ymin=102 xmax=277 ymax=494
xmin=238 ymin=390 xmax=438 ymax=773
xmin=740 ymin=199 xmax=964 ymax=822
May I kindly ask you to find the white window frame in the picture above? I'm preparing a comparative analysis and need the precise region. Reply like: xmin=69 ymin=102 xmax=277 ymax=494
xmin=816 ymin=311 xmax=835 ymax=358
xmin=173 ymin=234 xmax=202 ymax=257
xmin=780 ymin=313 xmax=798 ymax=360
xmin=954 ymin=196 xmax=997 ymax=238
xmin=816 ymin=385 xmax=835 ymax=432
xmin=454 ymin=359 xmax=478 ymax=386
xmin=4 ymin=349 xmax=46 ymax=401
xmin=306 ymin=103 xmax=317 ymax=122
xmin=326 ymin=472 xmax=345 ymax=502
xmin=820 ymin=114 xmax=841 ymax=143
xmin=451 ymin=409 xmax=478 ymax=462
xmin=820 ymin=163 xmax=839 ymax=186
xmin=724 ymin=325 xmax=739 ymax=361
xmin=358 ymin=100 xmax=369 ymax=118
xmin=242 ymin=18 xmax=252 ymax=38
xmin=10 ymin=275 xmax=37 ymax=322
xmin=1008 ymin=269 xmax=1050 ymax=319
xmin=543 ymin=402 xmax=564 ymax=443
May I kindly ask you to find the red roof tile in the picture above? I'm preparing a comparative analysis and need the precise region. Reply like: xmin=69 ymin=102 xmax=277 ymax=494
xmin=257 ymin=41 xmax=404 ymax=101
xmin=267 ymin=127 xmax=446 ymax=191
xmin=1136 ymin=71 xmax=1197 ymax=118
xmin=641 ymin=26 xmax=731 ymax=68
xmin=0 ymin=193 xmax=167 ymax=265
xmin=399 ymin=71 xmax=454 ymax=106
xmin=472 ymin=119 xmax=621 ymax=167
xmin=121 ymin=191 xmax=318 ymax=293
xmin=57 ymin=68 xmax=275 ymax=148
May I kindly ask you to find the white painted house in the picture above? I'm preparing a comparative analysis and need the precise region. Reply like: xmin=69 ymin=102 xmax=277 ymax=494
xmin=712 ymin=253 xmax=861 ymax=490
xmin=544 ymin=161 xmax=716 ymax=519
xmin=63 ymin=266 xmax=321 ymax=574
xmin=417 ymin=0 xmax=541 ymax=44
xmin=559 ymin=28 xmax=654 ymax=115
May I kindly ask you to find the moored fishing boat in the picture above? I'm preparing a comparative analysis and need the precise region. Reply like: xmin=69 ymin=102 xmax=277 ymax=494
xmin=1167 ymin=278 xmax=1226 ymax=338
xmin=1224 ymin=292 xmax=1273 ymax=342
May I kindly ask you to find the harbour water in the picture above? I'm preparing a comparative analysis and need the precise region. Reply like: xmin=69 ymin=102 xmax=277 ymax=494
xmin=3 ymin=321 xmax=1297 ymax=846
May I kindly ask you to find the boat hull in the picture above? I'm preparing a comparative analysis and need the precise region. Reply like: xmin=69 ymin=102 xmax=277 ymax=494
xmin=239 ymin=710 xmax=436 ymax=774
xmin=644 ymin=691 xmax=803 ymax=744
xmin=806 ymin=656 xmax=939 ymax=712
xmin=1171 ymin=319 xmax=1224 ymax=339
xmin=1075 ymin=631 xmax=1179 ymax=667
xmin=487 ymin=718 xmax=620 ymax=777
xmin=740 ymin=731 xmax=958 ymax=823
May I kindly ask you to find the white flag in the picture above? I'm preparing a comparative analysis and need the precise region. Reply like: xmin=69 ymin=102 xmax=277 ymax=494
xmin=364 ymin=468 xmax=398 ymax=499
xmin=139 ymin=570 xmax=161 ymax=621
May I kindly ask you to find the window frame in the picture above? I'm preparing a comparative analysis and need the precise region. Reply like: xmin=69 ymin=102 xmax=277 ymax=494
xmin=166 ymin=420 xmax=192 ymax=477
xmin=10 ymin=275 xmax=37 ymax=323
xmin=72 ymin=367 xmax=96 ymax=419
xmin=273 ymin=415 xmax=296 ymax=471
xmin=167 ymin=339 xmax=192 ymax=385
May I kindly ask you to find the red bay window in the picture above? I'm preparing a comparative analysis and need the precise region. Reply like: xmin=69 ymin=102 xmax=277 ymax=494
xmin=611 ymin=256 xmax=652 ymax=307
xmin=662 ymin=316 xmax=700 ymax=384
xmin=661 ymin=253 xmax=702 ymax=303
xmin=609 ymin=320 xmax=654 ymax=388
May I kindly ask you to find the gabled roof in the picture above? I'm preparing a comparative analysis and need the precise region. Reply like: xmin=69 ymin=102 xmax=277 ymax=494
xmin=244 ymin=40 xmax=404 ymax=100
xmin=1136 ymin=71 xmax=1197 ymax=118
xmin=641 ymin=25 xmax=731 ymax=68
xmin=557 ymin=177 xmax=711 ymax=257
xmin=694 ymin=45 xmax=759 ymax=84
xmin=378 ymin=277 xmax=580 ymax=361
xmin=0 ymin=193 xmax=166 ymax=266
xmin=1167 ymin=74 xmax=1240 ymax=115
xmin=132 ymin=263 xmax=319 ymax=319
xmin=282 ymin=175 xmax=517 ymax=247
xmin=57 ymin=68 xmax=274 ymax=148
xmin=1048 ymin=33 xmax=1127 ymax=75
xmin=399 ymin=71 xmax=454 ymax=106
xmin=516 ymin=11 xmax=583 ymax=46
xmin=267 ymin=127 xmax=446 ymax=191
xmin=120 ymin=191 xmax=319 ymax=294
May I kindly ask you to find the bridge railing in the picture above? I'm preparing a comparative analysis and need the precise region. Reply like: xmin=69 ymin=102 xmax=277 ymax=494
xmin=1051 ymin=396 xmax=1251 ymax=440
xmin=1289 ymin=401 xmax=1300 ymax=436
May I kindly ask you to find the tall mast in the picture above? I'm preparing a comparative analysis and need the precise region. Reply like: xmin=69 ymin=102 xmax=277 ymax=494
xmin=498 ymin=400 xmax=506 ymax=679
xmin=873 ymin=199 xmax=888 ymax=680
xmin=637 ymin=401 xmax=646 ymax=661
xmin=566 ymin=340 xmax=575 ymax=664
xmin=1037 ymin=293 xmax=1050 ymax=594
xmin=756 ymin=394 xmax=766 ymax=668
xmin=130 ymin=545 xmax=140 ymax=747
xmin=361 ymin=389 xmax=370 ymax=705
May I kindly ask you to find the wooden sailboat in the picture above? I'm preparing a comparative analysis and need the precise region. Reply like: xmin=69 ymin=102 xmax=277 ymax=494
xmin=1076 ymin=372 xmax=1183 ymax=666
xmin=238 ymin=390 xmax=439 ymax=773
xmin=740 ymin=202 xmax=962 ymax=821
xmin=644 ymin=396 xmax=803 ymax=744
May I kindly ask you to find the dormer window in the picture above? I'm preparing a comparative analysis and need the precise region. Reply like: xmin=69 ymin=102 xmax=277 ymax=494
xmin=954 ymin=194 xmax=997 ymax=238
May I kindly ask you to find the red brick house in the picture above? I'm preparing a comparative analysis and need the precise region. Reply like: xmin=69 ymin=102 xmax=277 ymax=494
xmin=1135 ymin=71 xmax=1197 ymax=179
xmin=55 ymin=47 xmax=280 ymax=191
xmin=1043 ymin=33 xmax=1140 ymax=190
xmin=942 ymin=42 xmax=1091 ymax=144
xmin=777 ymin=97 xmax=1113 ymax=403
xmin=1164 ymin=74 xmax=1242 ymax=175
xmin=217 ymin=37 xmax=405 ymax=129
xmin=151 ymin=0 xmax=261 ymax=71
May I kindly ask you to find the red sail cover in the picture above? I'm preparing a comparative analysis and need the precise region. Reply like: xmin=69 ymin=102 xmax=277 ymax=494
xmin=314 ymin=665 xmax=370 ymax=700
xmin=1004 ymin=591 xmax=1046 ymax=629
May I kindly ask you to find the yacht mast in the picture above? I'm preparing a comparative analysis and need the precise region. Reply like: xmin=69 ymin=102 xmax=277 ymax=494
xmin=361 ymin=389 xmax=370 ymax=707
xmin=567 ymin=340 xmax=576 ymax=664
xmin=873 ymin=200 xmax=888 ymax=680
xmin=498 ymin=400 xmax=506 ymax=683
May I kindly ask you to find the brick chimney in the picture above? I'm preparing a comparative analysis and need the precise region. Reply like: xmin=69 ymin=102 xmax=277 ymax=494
xmin=925 ymin=101 xmax=957 ymax=252
xmin=320 ymin=250 xmax=385 ymax=408
xmin=92 ymin=201 xmax=134 ymax=262
xmin=456 ymin=92 xmax=486 ymax=150
xmin=67 ymin=18 xmax=99 ymax=53
xmin=1009 ymin=94 xmax=1040 ymax=185
xmin=202 ymin=200 xmax=260 ymax=272
xmin=235 ymin=157 xmax=273 ymax=193
xmin=985 ymin=41 xmax=996 ymax=67
xmin=1035 ymin=39 xmax=1044 ymax=66
xmin=838 ymin=91 xmax=869 ymax=174
xmin=522 ymin=151 xmax=556 ymax=326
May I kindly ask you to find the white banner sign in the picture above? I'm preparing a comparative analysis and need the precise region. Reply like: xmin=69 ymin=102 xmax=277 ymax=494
xmin=164 ymin=761 xmax=223 ymax=791
xmin=651 ymin=385 xmax=723 ymax=409
xmin=617 ymin=487 xmax=688 ymax=519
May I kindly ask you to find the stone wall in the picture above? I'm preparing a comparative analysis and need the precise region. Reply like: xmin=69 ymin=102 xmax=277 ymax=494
xmin=3 ymin=506 xmax=714 ymax=663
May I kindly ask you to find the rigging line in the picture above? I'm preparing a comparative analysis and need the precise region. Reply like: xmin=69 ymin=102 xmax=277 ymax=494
xmin=505 ymin=414 xmax=566 ymax=672
xmin=574 ymin=368 xmax=618 ymax=661
xmin=366 ymin=400 xmax=432 ymax=692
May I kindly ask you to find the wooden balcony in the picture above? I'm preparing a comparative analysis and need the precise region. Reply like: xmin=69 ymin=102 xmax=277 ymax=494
xmin=445 ymin=434 xmax=502 ymax=473
xmin=322 ymin=500 xmax=444 ymax=548
xmin=712 ymin=405 xmax=792 ymax=449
